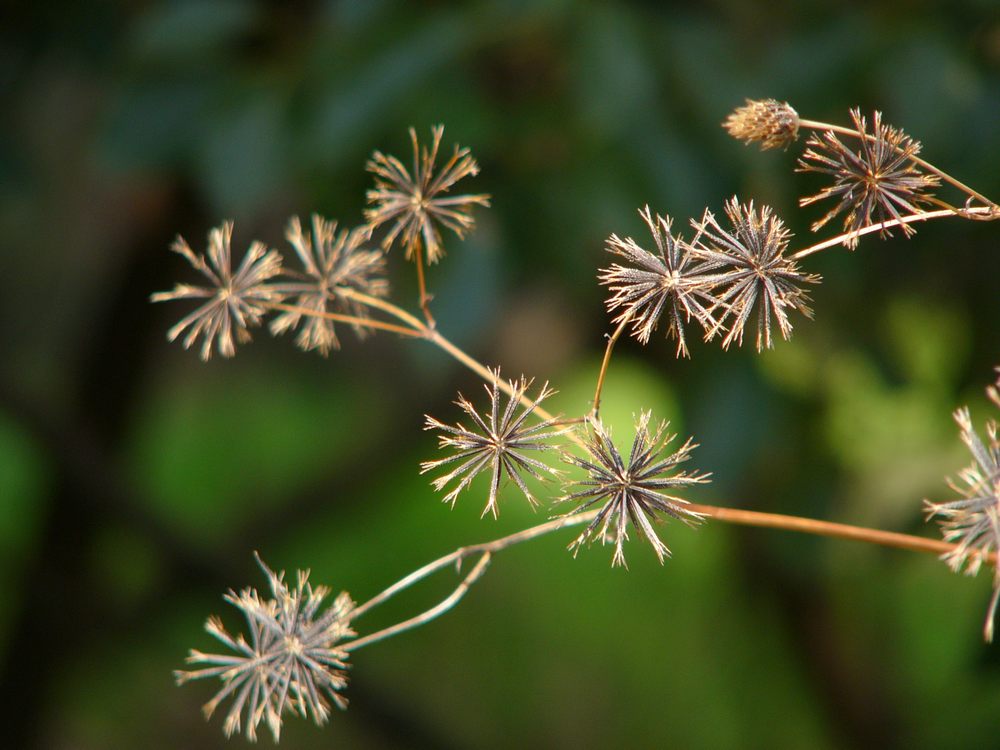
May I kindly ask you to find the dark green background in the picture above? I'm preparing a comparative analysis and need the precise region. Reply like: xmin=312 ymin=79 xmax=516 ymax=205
xmin=2 ymin=1 xmax=999 ymax=748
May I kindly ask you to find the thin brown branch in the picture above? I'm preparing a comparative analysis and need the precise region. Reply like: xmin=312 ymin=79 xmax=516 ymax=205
xmin=265 ymin=302 xmax=424 ymax=338
xmin=791 ymin=206 xmax=999 ymax=260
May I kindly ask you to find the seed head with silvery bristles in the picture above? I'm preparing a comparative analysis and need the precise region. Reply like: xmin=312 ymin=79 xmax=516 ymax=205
xmin=269 ymin=215 xmax=388 ymax=356
xmin=689 ymin=197 xmax=820 ymax=352
xmin=364 ymin=125 xmax=491 ymax=263
xmin=599 ymin=206 xmax=721 ymax=358
xmin=723 ymin=99 xmax=800 ymax=150
xmin=151 ymin=222 xmax=284 ymax=360
xmin=925 ymin=376 xmax=1000 ymax=641
xmin=421 ymin=371 xmax=568 ymax=518
xmin=797 ymin=109 xmax=940 ymax=248
xmin=558 ymin=412 xmax=709 ymax=567
xmin=174 ymin=553 xmax=355 ymax=742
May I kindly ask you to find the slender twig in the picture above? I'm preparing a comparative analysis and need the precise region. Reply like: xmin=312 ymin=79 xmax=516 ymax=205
xmin=687 ymin=503 xmax=990 ymax=559
xmin=338 ymin=289 xmax=427 ymax=331
xmin=341 ymin=496 xmax=993 ymax=652
xmin=590 ymin=316 xmax=631 ymax=419
xmin=413 ymin=242 xmax=436 ymax=328
xmin=265 ymin=302 xmax=424 ymax=338
xmin=797 ymin=118 xmax=997 ymax=207
xmin=791 ymin=206 xmax=999 ymax=260
xmin=348 ymin=512 xmax=599 ymax=623
xmin=344 ymin=553 xmax=492 ymax=652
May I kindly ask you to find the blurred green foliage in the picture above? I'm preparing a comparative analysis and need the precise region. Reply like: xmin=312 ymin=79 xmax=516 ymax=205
xmin=2 ymin=1 xmax=999 ymax=748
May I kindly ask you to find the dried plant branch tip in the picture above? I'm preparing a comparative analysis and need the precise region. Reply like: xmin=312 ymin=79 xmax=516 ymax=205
xmin=364 ymin=125 xmax=491 ymax=263
xmin=925 ymin=374 xmax=1000 ymax=641
xmin=174 ymin=553 xmax=355 ymax=741
xmin=600 ymin=205 xmax=721 ymax=358
xmin=269 ymin=215 xmax=388 ymax=355
xmin=151 ymin=222 xmax=284 ymax=360
xmin=559 ymin=412 xmax=710 ymax=567
xmin=724 ymin=99 xmax=800 ymax=150
xmin=422 ymin=370 xmax=567 ymax=518
xmin=797 ymin=108 xmax=940 ymax=248
xmin=689 ymin=198 xmax=820 ymax=351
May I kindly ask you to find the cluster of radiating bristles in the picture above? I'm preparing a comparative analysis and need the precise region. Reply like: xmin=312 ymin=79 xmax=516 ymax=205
xmin=166 ymin=101 xmax=998 ymax=741
xmin=600 ymin=199 xmax=820 ymax=355
xmin=925 ymin=375 xmax=1000 ymax=641
xmin=174 ymin=554 xmax=355 ymax=742
xmin=420 ymin=371 xmax=710 ymax=566
xmin=153 ymin=127 xmax=490 ymax=360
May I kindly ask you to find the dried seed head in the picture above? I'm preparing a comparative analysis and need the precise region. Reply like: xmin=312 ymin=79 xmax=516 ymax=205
xmin=797 ymin=108 xmax=940 ymax=248
xmin=175 ymin=553 xmax=355 ymax=741
xmin=421 ymin=370 xmax=567 ymax=518
xmin=151 ymin=222 xmax=284 ymax=360
xmin=925 ymin=374 xmax=1000 ymax=641
xmin=723 ymin=98 xmax=800 ymax=150
xmin=689 ymin=198 xmax=820 ymax=352
xmin=365 ymin=125 xmax=491 ymax=263
xmin=558 ymin=412 xmax=710 ymax=568
xmin=599 ymin=206 xmax=722 ymax=358
xmin=269 ymin=215 xmax=388 ymax=356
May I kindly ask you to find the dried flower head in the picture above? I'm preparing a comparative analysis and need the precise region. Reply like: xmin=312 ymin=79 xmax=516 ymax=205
xmin=175 ymin=553 xmax=355 ymax=741
xmin=421 ymin=371 xmax=566 ymax=518
xmin=797 ymin=108 xmax=941 ymax=248
xmin=365 ymin=125 xmax=491 ymax=263
xmin=690 ymin=198 xmax=820 ymax=351
xmin=269 ymin=215 xmax=388 ymax=356
xmin=925 ymin=378 xmax=1000 ymax=641
xmin=723 ymin=98 xmax=800 ymax=150
xmin=599 ymin=206 xmax=721 ymax=358
xmin=559 ymin=412 xmax=709 ymax=567
xmin=151 ymin=222 xmax=284 ymax=360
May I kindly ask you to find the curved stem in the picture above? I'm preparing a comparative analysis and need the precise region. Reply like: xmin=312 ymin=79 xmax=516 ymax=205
xmin=791 ymin=206 xmax=998 ymax=260
xmin=798 ymin=118 xmax=997 ymax=207
xmin=338 ymin=289 xmax=427 ymax=331
xmin=349 ymin=511 xmax=598 ymax=623
xmin=342 ymin=498 xmax=992 ymax=651
xmin=591 ymin=316 xmax=631 ymax=420
xmin=265 ymin=302 xmax=423 ymax=338
xmin=413 ymin=243 xmax=436 ymax=328
xmin=344 ymin=552 xmax=492 ymax=652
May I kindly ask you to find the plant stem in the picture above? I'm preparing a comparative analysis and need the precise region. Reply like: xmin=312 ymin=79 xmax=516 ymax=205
xmin=591 ymin=316 xmax=631 ymax=419
xmin=349 ymin=511 xmax=598 ymax=622
xmin=342 ymin=498 xmax=991 ymax=651
xmin=413 ymin=242 xmax=436 ymax=328
xmin=791 ymin=206 xmax=999 ymax=260
xmin=797 ymin=118 xmax=997 ymax=207
xmin=266 ymin=302 xmax=424 ymax=338
xmin=344 ymin=552 xmax=493 ymax=652
xmin=688 ymin=503 xmax=968 ymax=557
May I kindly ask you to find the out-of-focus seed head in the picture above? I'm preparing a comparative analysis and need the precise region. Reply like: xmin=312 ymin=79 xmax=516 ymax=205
xmin=925 ymin=374 xmax=1000 ymax=642
xmin=364 ymin=125 xmax=491 ymax=264
xmin=175 ymin=554 xmax=355 ymax=742
xmin=269 ymin=215 xmax=388 ymax=356
xmin=151 ymin=222 xmax=284 ymax=360
xmin=723 ymin=99 xmax=800 ymax=150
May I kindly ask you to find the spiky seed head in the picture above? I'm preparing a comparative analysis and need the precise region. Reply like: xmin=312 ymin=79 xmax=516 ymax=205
xmin=421 ymin=370 xmax=568 ymax=518
xmin=723 ymin=99 xmax=800 ymax=150
xmin=364 ymin=125 xmax=491 ymax=263
xmin=174 ymin=553 xmax=355 ymax=741
xmin=151 ymin=222 xmax=284 ymax=360
xmin=924 ymin=372 xmax=1000 ymax=641
xmin=558 ymin=412 xmax=710 ymax=567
